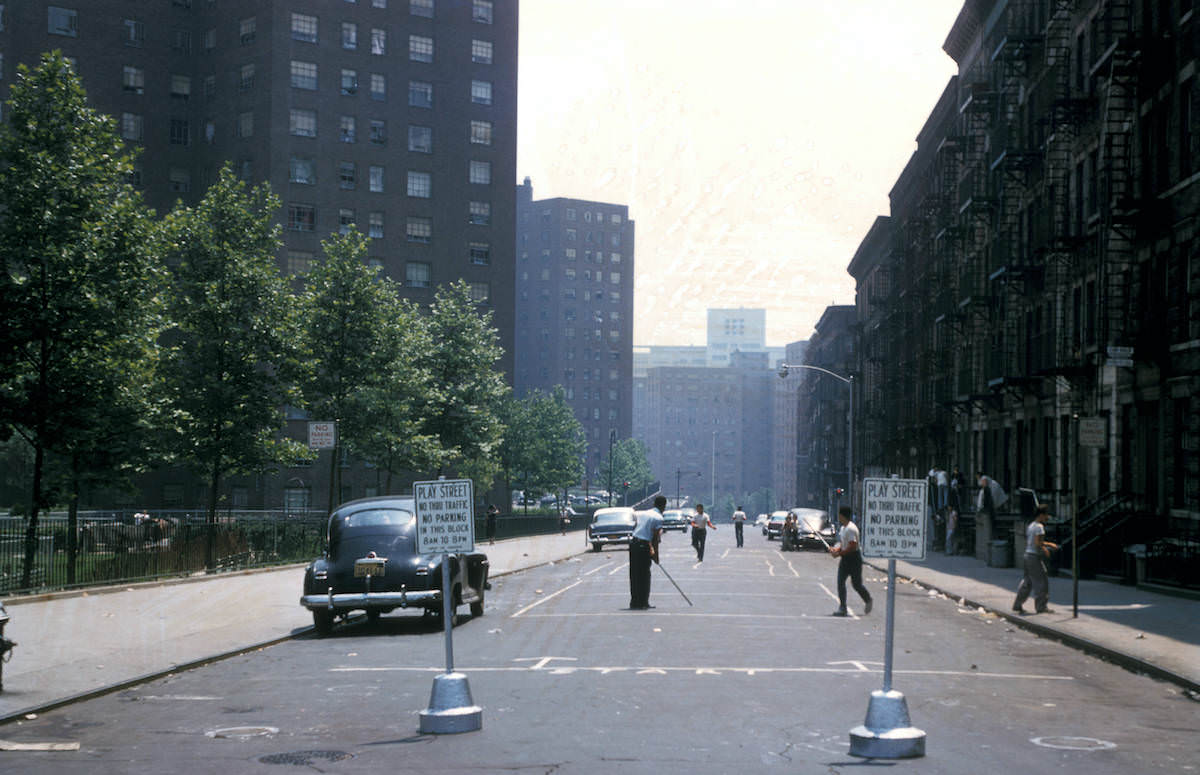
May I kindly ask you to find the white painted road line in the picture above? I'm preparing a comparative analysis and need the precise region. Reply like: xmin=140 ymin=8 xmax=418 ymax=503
xmin=582 ymin=562 xmax=615 ymax=576
xmin=818 ymin=582 xmax=860 ymax=619
xmin=330 ymin=664 xmax=1075 ymax=681
xmin=510 ymin=579 xmax=585 ymax=618
xmin=607 ymin=562 xmax=629 ymax=576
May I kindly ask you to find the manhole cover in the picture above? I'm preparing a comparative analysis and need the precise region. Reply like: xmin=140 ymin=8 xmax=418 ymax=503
xmin=1031 ymin=736 xmax=1117 ymax=751
xmin=259 ymin=750 xmax=355 ymax=766
xmin=205 ymin=726 xmax=280 ymax=739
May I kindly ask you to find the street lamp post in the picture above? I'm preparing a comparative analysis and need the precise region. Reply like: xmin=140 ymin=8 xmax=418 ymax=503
xmin=779 ymin=363 xmax=854 ymax=510
xmin=607 ymin=429 xmax=616 ymax=507
xmin=711 ymin=431 xmax=716 ymax=509
xmin=675 ymin=469 xmax=700 ymax=509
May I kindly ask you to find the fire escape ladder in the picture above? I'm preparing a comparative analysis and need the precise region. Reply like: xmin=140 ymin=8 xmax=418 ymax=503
xmin=1098 ymin=0 xmax=1138 ymax=350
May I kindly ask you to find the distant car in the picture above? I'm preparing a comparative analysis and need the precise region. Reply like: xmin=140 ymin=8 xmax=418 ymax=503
xmin=660 ymin=509 xmax=692 ymax=533
xmin=300 ymin=496 xmax=489 ymax=635
xmin=755 ymin=514 xmax=770 ymax=535
xmin=765 ymin=510 xmax=789 ymax=540
xmin=588 ymin=506 xmax=637 ymax=552
xmin=791 ymin=508 xmax=836 ymax=550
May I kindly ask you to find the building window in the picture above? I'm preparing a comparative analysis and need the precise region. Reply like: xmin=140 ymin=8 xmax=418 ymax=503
xmin=239 ymin=17 xmax=256 ymax=45
xmin=471 ymin=80 xmax=492 ymax=105
xmin=236 ymin=111 xmax=254 ymax=138
xmin=373 ymin=0 xmax=388 ymax=7
xmin=169 ymin=119 xmax=190 ymax=146
xmin=409 ymin=81 xmax=433 ymax=108
xmin=289 ymin=156 xmax=316 ymax=184
xmin=123 ymin=18 xmax=145 ymax=47
xmin=169 ymin=168 xmax=191 ymax=193
xmin=566 ymin=208 xmax=577 ymax=220
xmin=409 ymin=35 xmax=434 ymax=62
xmin=468 ymin=200 xmax=491 ymax=225
xmin=122 ymin=66 xmax=145 ymax=94
xmin=471 ymin=39 xmax=493 ymax=64
xmin=407 ymin=171 xmax=432 ymax=198
xmin=371 ymin=28 xmax=387 ymax=55
xmin=369 ymin=119 xmax=387 ymax=145
xmin=340 ymin=115 xmax=356 ymax=143
xmin=470 ymin=120 xmax=492 ymax=145
xmin=411 ymin=0 xmax=434 ymax=17
xmin=469 ymin=160 xmax=491 ymax=185
xmin=406 ymin=261 xmax=431 ymax=288
xmin=291 ymin=12 xmax=318 ymax=43
xmin=288 ymin=204 xmax=316 ymax=232
xmin=338 ymin=161 xmax=356 ymax=190
xmin=203 ymin=75 xmax=216 ymax=99
xmin=370 ymin=73 xmax=386 ymax=101
xmin=369 ymin=165 xmax=384 ymax=193
xmin=469 ymin=242 xmax=490 ymax=265
xmin=565 ymin=248 xmax=577 ymax=260
xmin=566 ymin=228 xmax=577 ymax=241
xmin=368 ymin=212 xmax=384 ymax=238
xmin=287 ymin=250 xmax=314 ymax=276
xmin=47 ymin=6 xmax=77 ymax=37
xmin=291 ymin=61 xmax=317 ymax=90
xmin=473 ymin=1 xmax=493 ymax=24
xmin=239 ymin=63 xmax=255 ymax=90
xmin=341 ymin=69 xmax=358 ymax=96
xmin=406 ymin=216 xmax=432 ymax=243
xmin=171 ymin=29 xmax=192 ymax=53
xmin=339 ymin=208 xmax=356 ymax=236
xmin=170 ymin=74 xmax=191 ymax=101
xmin=469 ymin=283 xmax=490 ymax=304
xmin=289 ymin=109 xmax=317 ymax=137
xmin=203 ymin=28 xmax=216 ymax=50
xmin=408 ymin=125 xmax=432 ymax=152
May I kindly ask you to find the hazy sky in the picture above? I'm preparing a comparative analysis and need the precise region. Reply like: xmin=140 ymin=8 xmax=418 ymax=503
xmin=516 ymin=0 xmax=964 ymax=347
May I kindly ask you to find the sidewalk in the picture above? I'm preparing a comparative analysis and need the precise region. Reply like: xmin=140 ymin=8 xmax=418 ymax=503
xmin=0 ymin=531 xmax=590 ymax=723
xmin=871 ymin=549 xmax=1200 ymax=693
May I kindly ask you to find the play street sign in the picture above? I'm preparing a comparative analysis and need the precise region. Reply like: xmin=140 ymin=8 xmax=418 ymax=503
xmin=861 ymin=477 xmax=927 ymax=560
xmin=414 ymin=479 xmax=475 ymax=554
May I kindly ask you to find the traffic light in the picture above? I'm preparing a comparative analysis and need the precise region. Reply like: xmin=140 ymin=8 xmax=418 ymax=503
xmin=623 ymin=481 xmax=630 ymax=489
xmin=835 ymin=488 xmax=845 ymax=496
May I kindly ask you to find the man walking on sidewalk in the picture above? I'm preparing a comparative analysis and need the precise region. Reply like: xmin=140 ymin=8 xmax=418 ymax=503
xmin=830 ymin=505 xmax=872 ymax=617
xmin=1013 ymin=504 xmax=1058 ymax=614
xmin=732 ymin=505 xmax=747 ymax=548
xmin=690 ymin=503 xmax=716 ymax=561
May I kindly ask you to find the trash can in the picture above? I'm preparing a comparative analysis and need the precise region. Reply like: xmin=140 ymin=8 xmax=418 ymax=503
xmin=988 ymin=539 xmax=1013 ymax=568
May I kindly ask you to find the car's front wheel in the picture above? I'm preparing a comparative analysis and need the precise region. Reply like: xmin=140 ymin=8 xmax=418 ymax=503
xmin=592 ymin=542 xmax=602 ymax=552
xmin=312 ymin=609 xmax=334 ymax=636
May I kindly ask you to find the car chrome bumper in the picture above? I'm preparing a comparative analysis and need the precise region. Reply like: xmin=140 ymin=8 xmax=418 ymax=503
xmin=300 ymin=588 xmax=441 ymax=611
xmin=588 ymin=534 xmax=632 ymax=543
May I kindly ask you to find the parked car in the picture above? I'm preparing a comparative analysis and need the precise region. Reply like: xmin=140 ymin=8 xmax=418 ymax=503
xmin=587 ymin=506 xmax=637 ymax=552
xmin=300 ymin=496 xmax=489 ymax=635
xmin=755 ymin=514 xmax=770 ymax=535
xmin=765 ymin=510 xmax=789 ymax=540
xmin=790 ymin=508 xmax=836 ymax=550
xmin=660 ymin=509 xmax=692 ymax=533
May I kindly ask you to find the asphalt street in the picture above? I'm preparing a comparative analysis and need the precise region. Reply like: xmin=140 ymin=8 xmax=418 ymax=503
xmin=1 ymin=529 xmax=1196 ymax=774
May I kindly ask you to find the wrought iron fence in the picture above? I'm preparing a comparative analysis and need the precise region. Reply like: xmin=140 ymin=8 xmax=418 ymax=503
xmin=0 ymin=510 xmax=327 ymax=597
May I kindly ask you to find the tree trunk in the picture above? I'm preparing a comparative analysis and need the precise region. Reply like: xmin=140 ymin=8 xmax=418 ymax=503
xmin=327 ymin=441 xmax=338 ymax=515
xmin=20 ymin=443 xmax=45 ymax=590
xmin=67 ymin=467 xmax=79 ymax=586
xmin=205 ymin=462 xmax=221 ymax=570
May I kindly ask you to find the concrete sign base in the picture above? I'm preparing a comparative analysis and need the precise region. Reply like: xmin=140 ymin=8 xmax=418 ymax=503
xmin=849 ymin=689 xmax=926 ymax=759
xmin=419 ymin=672 xmax=482 ymax=734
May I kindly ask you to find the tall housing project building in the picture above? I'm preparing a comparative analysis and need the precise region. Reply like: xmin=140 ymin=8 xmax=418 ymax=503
xmin=0 ymin=1 xmax=518 ymax=510
xmin=514 ymin=178 xmax=635 ymax=479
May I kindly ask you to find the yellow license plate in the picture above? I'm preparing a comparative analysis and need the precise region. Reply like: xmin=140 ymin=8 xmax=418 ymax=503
xmin=354 ymin=559 xmax=386 ymax=577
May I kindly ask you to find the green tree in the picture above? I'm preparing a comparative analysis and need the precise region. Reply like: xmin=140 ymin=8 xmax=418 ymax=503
xmin=599 ymin=438 xmax=654 ymax=504
xmin=298 ymin=229 xmax=407 ymax=512
xmin=500 ymin=387 xmax=585 ymax=508
xmin=416 ymin=281 xmax=508 ymax=489
xmin=160 ymin=165 xmax=305 ymax=566
xmin=0 ymin=53 xmax=165 ymax=588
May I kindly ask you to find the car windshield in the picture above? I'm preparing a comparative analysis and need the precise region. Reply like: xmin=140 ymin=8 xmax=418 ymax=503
xmin=663 ymin=511 xmax=685 ymax=520
xmin=593 ymin=510 xmax=635 ymax=525
xmin=798 ymin=515 xmax=826 ymax=531
xmin=339 ymin=508 xmax=415 ymax=529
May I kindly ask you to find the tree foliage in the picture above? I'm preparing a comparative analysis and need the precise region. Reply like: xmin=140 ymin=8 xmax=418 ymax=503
xmin=500 ymin=387 xmax=586 ymax=501
xmin=160 ymin=164 xmax=305 ymax=540
xmin=599 ymin=438 xmax=655 ymax=493
xmin=0 ymin=52 xmax=165 ymax=587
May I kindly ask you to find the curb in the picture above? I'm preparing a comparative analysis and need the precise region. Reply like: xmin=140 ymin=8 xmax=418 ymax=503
xmin=871 ymin=561 xmax=1200 ymax=695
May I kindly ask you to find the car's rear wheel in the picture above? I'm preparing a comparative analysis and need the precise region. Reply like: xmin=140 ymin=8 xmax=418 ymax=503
xmin=470 ymin=596 xmax=484 ymax=617
xmin=365 ymin=609 xmax=381 ymax=624
xmin=312 ymin=609 xmax=334 ymax=636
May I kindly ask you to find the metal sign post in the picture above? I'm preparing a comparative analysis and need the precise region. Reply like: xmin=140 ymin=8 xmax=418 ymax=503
xmin=850 ymin=477 xmax=927 ymax=759
xmin=414 ymin=478 xmax=481 ymax=734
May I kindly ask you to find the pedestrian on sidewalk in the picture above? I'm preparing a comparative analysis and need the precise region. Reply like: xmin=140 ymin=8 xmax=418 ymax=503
xmin=629 ymin=495 xmax=665 ymax=610
xmin=690 ymin=503 xmax=716 ymax=561
xmin=732 ymin=505 xmax=747 ymax=547
xmin=485 ymin=504 xmax=499 ymax=545
xmin=945 ymin=506 xmax=958 ymax=555
xmin=830 ymin=505 xmax=872 ymax=616
xmin=1013 ymin=504 xmax=1058 ymax=614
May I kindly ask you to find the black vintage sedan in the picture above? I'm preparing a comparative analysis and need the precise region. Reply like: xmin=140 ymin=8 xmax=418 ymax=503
xmin=587 ymin=506 xmax=637 ymax=552
xmin=791 ymin=508 xmax=836 ymax=550
xmin=300 ymin=496 xmax=489 ymax=635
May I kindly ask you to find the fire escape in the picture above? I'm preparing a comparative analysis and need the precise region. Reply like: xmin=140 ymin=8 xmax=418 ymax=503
xmin=988 ymin=0 xmax=1044 ymax=401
